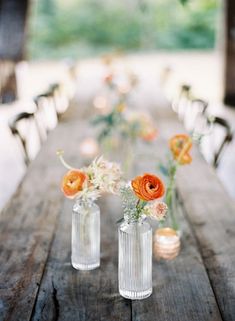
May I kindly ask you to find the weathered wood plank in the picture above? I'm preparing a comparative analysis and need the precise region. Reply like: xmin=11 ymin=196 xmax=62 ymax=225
xmin=31 ymin=113 xmax=222 ymax=321
xmin=177 ymin=149 xmax=235 ymax=321
xmin=132 ymin=203 xmax=222 ymax=321
xmin=155 ymin=110 xmax=235 ymax=321
xmin=0 ymin=114 xmax=92 ymax=320
xmin=31 ymin=196 xmax=131 ymax=321
xmin=0 ymin=130 xmax=65 ymax=320
xmin=131 ymin=142 xmax=222 ymax=321
xmin=1 ymin=94 xmax=234 ymax=321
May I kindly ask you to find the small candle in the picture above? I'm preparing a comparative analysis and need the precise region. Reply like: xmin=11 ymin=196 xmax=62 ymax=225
xmin=80 ymin=138 xmax=99 ymax=158
xmin=153 ymin=227 xmax=180 ymax=260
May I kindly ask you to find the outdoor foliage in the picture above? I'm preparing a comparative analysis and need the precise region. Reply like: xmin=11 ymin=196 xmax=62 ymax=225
xmin=28 ymin=0 xmax=219 ymax=59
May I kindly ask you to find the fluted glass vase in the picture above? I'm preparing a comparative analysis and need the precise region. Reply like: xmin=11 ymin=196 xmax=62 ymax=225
xmin=71 ymin=198 xmax=100 ymax=270
xmin=118 ymin=218 xmax=152 ymax=300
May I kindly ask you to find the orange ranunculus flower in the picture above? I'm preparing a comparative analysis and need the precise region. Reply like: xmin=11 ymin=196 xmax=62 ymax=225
xmin=61 ymin=170 xmax=87 ymax=198
xmin=141 ymin=128 xmax=158 ymax=142
xmin=169 ymin=134 xmax=192 ymax=165
xmin=104 ymin=73 xmax=114 ymax=85
xmin=131 ymin=173 xmax=165 ymax=201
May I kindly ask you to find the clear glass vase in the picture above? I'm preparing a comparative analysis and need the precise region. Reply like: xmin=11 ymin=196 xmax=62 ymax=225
xmin=71 ymin=198 xmax=100 ymax=270
xmin=164 ymin=183 xmax=180 ymax=234
xmin=118 ymin=218 xmax=152 ymax=300
xmin=100 ymin=134 xmax=135 ymax=178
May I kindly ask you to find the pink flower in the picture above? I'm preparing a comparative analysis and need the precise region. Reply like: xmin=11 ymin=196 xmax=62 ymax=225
xmin=147 ymin=201 xmax=168 ymax=221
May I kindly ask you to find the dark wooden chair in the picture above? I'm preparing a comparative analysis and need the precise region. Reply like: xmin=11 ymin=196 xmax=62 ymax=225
xmin=199 ymin=115 xmax=233 ymax=168
xmin=184 ymin=98 xmax=208 ymax=132
xmin=172 ymin=84 xmax=192 ymax=119
xmin=9 ymin=112 xmax=42 ymax=166
xmin=210 ymin=116 xmax=233 ymax=168
xmin=34 ymin=89 xmax=58 ymax=134
xmin=50 ymin=83 xmax=69 ymax=116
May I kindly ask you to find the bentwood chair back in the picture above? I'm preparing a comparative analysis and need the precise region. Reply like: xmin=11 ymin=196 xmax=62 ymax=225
xmin=8 ymin=112 xmax=42 ymax=166
xmin=184 ymin=98 xmax=208 ymax=132
xmin=211 ymin=116 xmax=233 ymax=168
xmin=50 ymin=83 xmax=69 ymax=116
xmin=172 ymin=84 xmax=192 ymax=119
xmin=34 ymin=90 xmax=58 ymax=133
xmin=199 ymin=115 xmax=233 ymax=168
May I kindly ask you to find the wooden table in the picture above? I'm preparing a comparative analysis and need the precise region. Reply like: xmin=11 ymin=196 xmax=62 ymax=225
xmin=0 ymin=99 xmax=235 ymax=321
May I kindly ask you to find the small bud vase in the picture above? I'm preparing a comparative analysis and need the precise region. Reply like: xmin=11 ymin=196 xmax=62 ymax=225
xmin=71 ymin=198 xmax=100 ymax=270
xmin=118 ymin=217 xmax=152 ymax=300
xmin=154 ymin=184 xmax=181 ymax=260
xmin=165 ymin=183 xmax=181 ymax=234
xmin=100 ymin=134 xmax=135 ymax=178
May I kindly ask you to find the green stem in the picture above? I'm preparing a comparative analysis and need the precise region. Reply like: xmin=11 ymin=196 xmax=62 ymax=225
xmin=166 ymin=168 xmax=179 ymax=231
xmin=123 ymin=138 xmax=134 ymax=176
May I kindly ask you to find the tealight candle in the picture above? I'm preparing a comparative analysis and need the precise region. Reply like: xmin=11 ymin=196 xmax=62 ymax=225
xmin=79 ymin=138 xmax=99 ymax=158
xmin=153 ymin=227 xmax=180 ymax=260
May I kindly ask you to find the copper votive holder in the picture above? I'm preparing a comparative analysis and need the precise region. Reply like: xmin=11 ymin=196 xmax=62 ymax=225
xmin=153 ymin=227 xmax=181 ymax=260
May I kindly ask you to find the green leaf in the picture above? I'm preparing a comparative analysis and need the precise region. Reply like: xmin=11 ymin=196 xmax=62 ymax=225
xmin=91 ymin=115 xmax=107 ymax=125
xmin=159 ymin=164 xmax=169 ymax=177
xmin=116 ymin=217 xmax=124 ymax=224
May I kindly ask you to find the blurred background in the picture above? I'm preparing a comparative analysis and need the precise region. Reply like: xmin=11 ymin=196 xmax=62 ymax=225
xmin=1 ymin=0 xmax=235 ymax=210
xmin=28 ymin=0 xmax=219 ymax=59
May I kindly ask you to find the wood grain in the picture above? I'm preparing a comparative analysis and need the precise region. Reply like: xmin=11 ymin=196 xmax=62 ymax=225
xmin=132 ymin=139 xmax=222 ymax=321
xmin=0 ymin=110 xmax=95 ymax=320
xmin=155 ymin=109 xmax=235 ymax=321
xmin=31 ymin=112 xmax=222 ymax=320
xmin=1 ymin=98 xmax=234 ymax=320
xmin=0 ymin=129 xmax=65 ymax=320
xmin=31 ymin=196 xmax=131 ymax=321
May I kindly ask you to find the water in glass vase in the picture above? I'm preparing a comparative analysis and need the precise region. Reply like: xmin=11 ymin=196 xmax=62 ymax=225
xmin=118 ymin=218 xmax=152 ymax=300
xmin=164 ymin=184 xmax=181 ymax=235
xmin=100 ymin=134 xmax=135 ymax=179
xmin=72 ymin=198 xmax=100 ymax=270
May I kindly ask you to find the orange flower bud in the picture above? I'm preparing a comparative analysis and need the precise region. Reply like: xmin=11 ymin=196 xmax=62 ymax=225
xmin=104 ymin=73 xmax=114 ymax=85
xmin=131 ymin=173 xmax=165 ymax=201
xmin=169 ymin=134 xmax=192 ymax=165
xmin=141 ymin=129 xmax=158 ymax=142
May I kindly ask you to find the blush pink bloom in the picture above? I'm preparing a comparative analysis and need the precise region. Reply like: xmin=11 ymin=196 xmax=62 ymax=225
xmin=147 ymin=201 xmax=168 ymax=221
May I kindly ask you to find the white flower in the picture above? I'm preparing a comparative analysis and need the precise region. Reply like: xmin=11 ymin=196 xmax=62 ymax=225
xmin=85 ymin=156 xmax=122 ymax=194
xmin=145 ymin=201 xmax=168 ymax=221
xmin=75 ymin=186 xmax=101 ymax=202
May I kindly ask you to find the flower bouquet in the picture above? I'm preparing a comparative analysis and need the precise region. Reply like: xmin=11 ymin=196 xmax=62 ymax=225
xmin=57 ymin=151 xmax=122 ymax=270
xmin=118 ymin=173 xmax=167 ymax=299
xmin=159 ymin=133 xmax=193 ymax=233
xmin=92 ymin=103 xmax=157 ymax=177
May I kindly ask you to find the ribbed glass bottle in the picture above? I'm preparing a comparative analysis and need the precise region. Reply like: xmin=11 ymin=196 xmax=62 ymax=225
xmin=118 ymin=218 xmax=152 ymax=300
xmin=71 ymin=198 xmax=100 ymax=270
